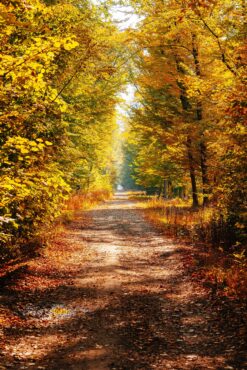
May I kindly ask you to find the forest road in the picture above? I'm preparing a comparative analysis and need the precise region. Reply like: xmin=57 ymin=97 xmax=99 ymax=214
xmin=0 ymin=193 xmax=245 ymax=369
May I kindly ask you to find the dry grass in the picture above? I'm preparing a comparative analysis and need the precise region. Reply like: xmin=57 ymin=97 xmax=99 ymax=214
xmin=64 ymin=189 xmax=111 ymax=212
xmin=139 ymin=196 xmax=247 ymax=299
xmin=41 ymin=190 xmax=112 ymax=245
xmin=139 ymin=197 xmax=218 ymax=244
xmin=205 ymin=264 xmax=247 ymax=298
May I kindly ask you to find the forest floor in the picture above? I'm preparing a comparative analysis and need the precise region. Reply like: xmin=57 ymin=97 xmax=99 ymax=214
xmin=0 ymin=193 xmax=246 ymax=370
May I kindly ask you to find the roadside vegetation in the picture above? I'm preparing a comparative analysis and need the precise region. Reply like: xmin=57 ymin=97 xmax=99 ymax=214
xmin=122 ymin=0 xmax=246 ymax=300
xmin=0 ymin=0 xmax=246 ymax=302
xmin=0 ymin=0 xmax=124 ymax=262
xmin=129 ymin=194 xmax=246 ymax=299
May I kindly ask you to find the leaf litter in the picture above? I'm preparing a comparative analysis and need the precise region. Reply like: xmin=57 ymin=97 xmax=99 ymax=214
xmin=0 ymin=193 xmax=246 ymax=369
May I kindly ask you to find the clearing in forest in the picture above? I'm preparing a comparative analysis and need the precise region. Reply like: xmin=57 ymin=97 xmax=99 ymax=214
xmin=0 ymin=193 xmax=246 ymax=369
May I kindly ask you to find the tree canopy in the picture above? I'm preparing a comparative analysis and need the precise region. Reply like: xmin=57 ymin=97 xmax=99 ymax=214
xmin=0 ymin=0 xmax=246 ymax=257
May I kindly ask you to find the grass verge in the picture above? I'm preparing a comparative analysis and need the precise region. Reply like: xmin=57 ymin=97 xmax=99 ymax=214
xmin=0 ymin=189 xmax=111 ymax=267
xmin=42 ymin=189 xmax=112 ymax=242
xmin=137 ymin=196 xmax=247 ymax=299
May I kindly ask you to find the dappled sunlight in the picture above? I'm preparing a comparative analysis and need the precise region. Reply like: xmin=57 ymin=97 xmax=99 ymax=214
xmin=1 ymin=193 xmax=245 ymax=369
xmin=4 ymin=333 xmax=70 ymax=360
xmin=157 ymin=354 xmax=227 ymax=369
xmin=0 ymin=0 xmax=245 ymax=365
xmin=68 ymin=346 xmax=109 ymax=362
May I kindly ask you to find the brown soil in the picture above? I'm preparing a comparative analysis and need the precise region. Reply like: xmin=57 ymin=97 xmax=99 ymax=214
xmin=0 ymin=193 xmax=246 ymax=369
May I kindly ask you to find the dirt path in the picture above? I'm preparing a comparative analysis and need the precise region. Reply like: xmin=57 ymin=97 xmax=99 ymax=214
xmin=0 ymin=193 xmax=246 ymax=369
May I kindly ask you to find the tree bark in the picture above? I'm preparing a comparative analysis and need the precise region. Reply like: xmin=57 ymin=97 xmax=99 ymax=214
xmin=199 ymin=137 xmax=209 ymax=205
xmin=186 ymin=136 xmax=199 ymax=207
xmin=174 ymin=52 xmax=199 ymax=207
xmin=163 ymin=179 xmax=168 ymax=199
xmin=192 ymin=34 xmax=210 ymax=206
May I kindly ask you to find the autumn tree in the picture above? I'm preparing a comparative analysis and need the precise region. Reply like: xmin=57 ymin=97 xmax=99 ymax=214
xmin=0 ymin=0 xmax=124 ymax=257
xmin=125 ymin=0 xmax=246 ymax=212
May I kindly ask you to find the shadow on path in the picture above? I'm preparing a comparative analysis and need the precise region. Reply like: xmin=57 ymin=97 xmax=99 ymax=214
xmin=0 ymin=193 xmax=246 ymax=369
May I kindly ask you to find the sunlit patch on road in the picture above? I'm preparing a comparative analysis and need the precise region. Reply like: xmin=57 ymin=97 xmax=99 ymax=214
xmin=0 ymin=193 xmax=245 ymax=369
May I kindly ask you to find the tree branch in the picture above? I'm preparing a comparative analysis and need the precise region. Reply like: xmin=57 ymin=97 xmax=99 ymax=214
xmin=197 ymin=12 xmax=237 ymax=76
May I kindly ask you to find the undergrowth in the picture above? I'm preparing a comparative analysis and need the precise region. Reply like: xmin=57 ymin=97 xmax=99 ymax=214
xmin=64 ymin=189 xmax=111 ymax=213
xmin=139 ymin=196 xmax=247 ymax=299
xmin=0 ymin=189 xmax=111 ymax=266
xmin=42 ymin=189 xmax=111 ymax=242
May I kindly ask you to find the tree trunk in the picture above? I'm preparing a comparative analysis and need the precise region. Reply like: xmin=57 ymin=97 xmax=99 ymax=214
xmin=186 ymin=136 xmax=199 ymax=207
xmin=199 ymin=136 xmax=209 ymax=205
xmin=174 ymin=52 xmax=199 ymax=207
xmin=163 ymin=179 xmax=168 ymax=199
xmin=168 ymin=180 xmax=173 ymax=198
xmin=192 ymin=34 xmax=210 ymax=206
